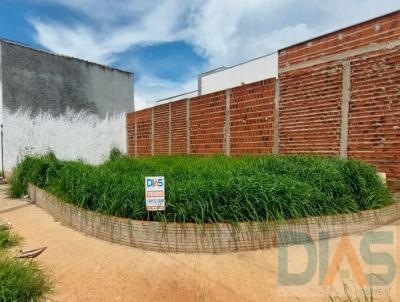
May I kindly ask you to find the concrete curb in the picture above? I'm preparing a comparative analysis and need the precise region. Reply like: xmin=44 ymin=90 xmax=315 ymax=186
xmin=28 ymin=184 xmax=400 ymax=254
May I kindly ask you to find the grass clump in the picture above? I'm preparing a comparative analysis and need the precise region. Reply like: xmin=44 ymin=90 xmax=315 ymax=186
xmin=0 ymin=226 xmax=20 ymax=251
xmin=0 ymin=225 xmax=52 ymax=301
xmin=0 ymin=257 xmax=53 ymax=302
xmin=9 ymin=152 xmax=392 ymax=223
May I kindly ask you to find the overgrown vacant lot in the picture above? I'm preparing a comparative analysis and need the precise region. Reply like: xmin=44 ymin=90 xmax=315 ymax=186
xmin=10 ymin=151 xmax=392 ymax=223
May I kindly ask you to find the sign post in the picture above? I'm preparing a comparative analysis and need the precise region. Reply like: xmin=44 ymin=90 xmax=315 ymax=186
xmin=145 ymin=176 xmax=165 ymax=212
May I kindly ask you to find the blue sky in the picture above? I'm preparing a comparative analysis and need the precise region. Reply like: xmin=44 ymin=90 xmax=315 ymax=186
xmin=1 ymin=0 xmax=399 ymax=109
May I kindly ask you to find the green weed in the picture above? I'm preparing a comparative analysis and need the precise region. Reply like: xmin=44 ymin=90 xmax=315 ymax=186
xmin=0 ymin=224 xmax=52 ymax=301
xmin=9 ymin=152 xmax=392 ymax=223
xmin=0 ymin=257 xmax=53 ymax=302
xmin=0 ymin=227 xmax=20 ymax=251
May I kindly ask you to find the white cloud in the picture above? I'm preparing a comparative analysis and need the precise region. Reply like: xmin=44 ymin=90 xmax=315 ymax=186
xmin=30 ymin=0 xmax=400 ymax=106
xmin=30 ymin=0 xmax=194 ymax=64
xmin=36 ymin=0 xmax=158 ymax=23
xmin=31 ymin=21 xmax=113 ymax=63
xmin=134 ymin=75 xmax=197 ymax=110
xmin=184 ymin=0 xmax=293 ymax=67
xmin=184 ymin=0 xmax=400 ymax=67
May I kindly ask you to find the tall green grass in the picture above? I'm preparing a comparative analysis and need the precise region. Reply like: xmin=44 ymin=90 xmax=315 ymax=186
xmin=9 ymin=152 xmax=392 ymax=223
xmin=0 ymin=257 xmax=53 ymax=302
xmin=0 ymin=227 xmax=20 ymax=251
xmin=0 ymin=226 xmax=52 ymax=301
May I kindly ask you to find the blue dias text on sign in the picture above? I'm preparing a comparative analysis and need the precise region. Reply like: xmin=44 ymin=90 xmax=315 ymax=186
xmin=145 ymin=176 xmax=165 ymax=211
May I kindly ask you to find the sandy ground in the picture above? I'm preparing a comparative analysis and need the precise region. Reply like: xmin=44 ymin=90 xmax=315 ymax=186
xmin=0 ymin=184 xmax=399 ymax=302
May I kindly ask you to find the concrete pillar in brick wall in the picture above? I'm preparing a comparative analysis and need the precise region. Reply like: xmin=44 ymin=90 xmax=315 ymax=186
xmin=340 ymin=61 xmax=351 ymax=159
xmin=186 ymin=98 xmax=190 ymax=154
xmin=273 ymin=79 xmax=280 ymax=154
xmin=134 ymin=114 xmax=138 ymax=158
xmin=151 ymin=107 xmax=155 ymax=156
xmin=225 ymin=89 xmax=231 ymax=156
xmin=168 ymin=102 xmax=172 ymax=155
xmin=125 ymin=112 xmax=128 ymax=156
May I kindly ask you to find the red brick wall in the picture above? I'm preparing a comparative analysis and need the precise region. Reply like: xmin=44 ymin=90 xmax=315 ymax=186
xmin=279 ymin=11 xmax=400 ymax=68
xmin=135 ymin=108 xmax=152 ymax=156
xmin=171 ymin=100 xmax=187 ymax=154
xmin=230 ymin=79 xmax=275 ymax=154
xmin=348 ymin=46 xmax=400 ymax=179
xmin=126 ymin=11 xmax=400 ymax=182
xmin=277 ymin=10 xmax=400 ymax=180
xmin=189 ymin=91 xmax=226 ymax=154
xmin=279 ymin=62 xmax=343 ymax=155
xmin=153 ymin=104 xmax=169 ymax=155
xmin=126 ymin=112 xmax=135 ymax=156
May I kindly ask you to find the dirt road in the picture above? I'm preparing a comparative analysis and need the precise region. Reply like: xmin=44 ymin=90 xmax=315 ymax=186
xmin=0 ymin=185 xmax=398 ymax=301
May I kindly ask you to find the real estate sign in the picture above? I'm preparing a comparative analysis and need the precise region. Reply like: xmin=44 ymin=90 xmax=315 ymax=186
xmin=145 ymin=176 xmax=165 ymax=211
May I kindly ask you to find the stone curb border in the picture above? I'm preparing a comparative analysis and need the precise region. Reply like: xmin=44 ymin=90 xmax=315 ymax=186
xmin=28 ymin=184 xmax=400 ymax=254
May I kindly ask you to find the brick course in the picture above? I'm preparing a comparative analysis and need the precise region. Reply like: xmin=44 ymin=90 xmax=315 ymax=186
xmin=153 ymin=104 xmax=169 ymax=155
xmin=126 ymin=112 xmax=135 ymax=156
xmin=279 ymin=11 xmax=400 ymax=68
xmin=230 ymin=79 xmax=275 ymax=154
xmin=189 ymin=91 xmax=226 ymax=154
xmin=348 ymin=46 xmax=400 ymax=179
xmin=171 ymin=100 xmax=188 ymax=154
xmin=279 ymin=62 xmax=343 ymax=155
xmin=135 ymin=108 xmax=152 ymax=156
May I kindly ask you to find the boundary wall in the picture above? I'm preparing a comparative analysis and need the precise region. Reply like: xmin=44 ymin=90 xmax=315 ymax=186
xmin=127 ymin=11 xmax=400 ymax=188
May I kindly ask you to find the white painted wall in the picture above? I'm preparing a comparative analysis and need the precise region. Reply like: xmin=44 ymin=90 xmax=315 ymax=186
xmin=2 ymin=109 xmax=126 ymax=171
xmin=0 ymin=42 xmax=3 ymax=126
xmin=199 ymin=52 xmax=278 ymax=95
